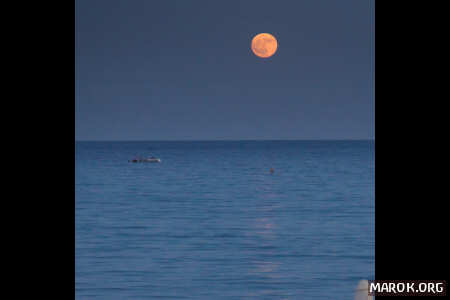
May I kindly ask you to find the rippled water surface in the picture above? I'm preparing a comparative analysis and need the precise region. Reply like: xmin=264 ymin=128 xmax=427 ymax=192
xmin=75 ymin=141 xmax=374 ymax=299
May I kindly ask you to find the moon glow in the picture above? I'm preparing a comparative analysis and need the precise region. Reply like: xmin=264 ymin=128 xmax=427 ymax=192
xmin=251 ymin=33 xmax=278 ymax=58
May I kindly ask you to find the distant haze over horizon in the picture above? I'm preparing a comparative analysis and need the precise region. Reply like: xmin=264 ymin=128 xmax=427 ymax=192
xmin=76 ymin=0 xmax=374 ymax=141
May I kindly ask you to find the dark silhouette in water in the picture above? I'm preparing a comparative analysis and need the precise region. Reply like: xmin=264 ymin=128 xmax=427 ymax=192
xmin=129 ymin=156 xmax=161 ymax=163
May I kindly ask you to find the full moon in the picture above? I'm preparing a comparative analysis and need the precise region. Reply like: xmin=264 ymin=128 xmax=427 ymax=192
xmin=251 ymin=33 xmax=278 ymax=58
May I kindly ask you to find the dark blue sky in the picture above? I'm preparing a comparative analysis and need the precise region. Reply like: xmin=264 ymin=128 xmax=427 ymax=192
xmin=76 ymin=0 xmax=374 ymax=140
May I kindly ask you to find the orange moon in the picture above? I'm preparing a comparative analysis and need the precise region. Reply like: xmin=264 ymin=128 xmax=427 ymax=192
xmin=251 ymin=33 xmax=278 ymax=58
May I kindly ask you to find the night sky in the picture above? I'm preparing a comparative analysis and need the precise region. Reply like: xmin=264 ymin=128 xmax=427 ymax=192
xmin=76 ymin=0 xmax=374 ymax=140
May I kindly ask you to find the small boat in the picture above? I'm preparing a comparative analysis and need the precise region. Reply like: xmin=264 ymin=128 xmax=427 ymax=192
xmin=142 ymin=157 xmax=161 ymax=163
xmin=129 ymin=156 xmax=161 ymax=163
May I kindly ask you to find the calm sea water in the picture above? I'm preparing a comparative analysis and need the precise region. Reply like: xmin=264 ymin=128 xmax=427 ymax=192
xmin=75 ymin=141 xmax=374 ymax=299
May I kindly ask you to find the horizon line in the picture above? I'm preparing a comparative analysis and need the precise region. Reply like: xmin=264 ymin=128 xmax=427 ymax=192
xmin=75 ymin=138 xmax=375 ymax=142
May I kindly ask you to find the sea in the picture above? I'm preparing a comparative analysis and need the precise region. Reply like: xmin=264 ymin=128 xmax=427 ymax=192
xmin=75 ymin=140 xmax=374 ymax=299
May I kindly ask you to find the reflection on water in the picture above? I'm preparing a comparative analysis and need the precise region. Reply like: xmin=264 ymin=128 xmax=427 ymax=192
xmin=246 ymin=171 xmax=289 ymax=298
